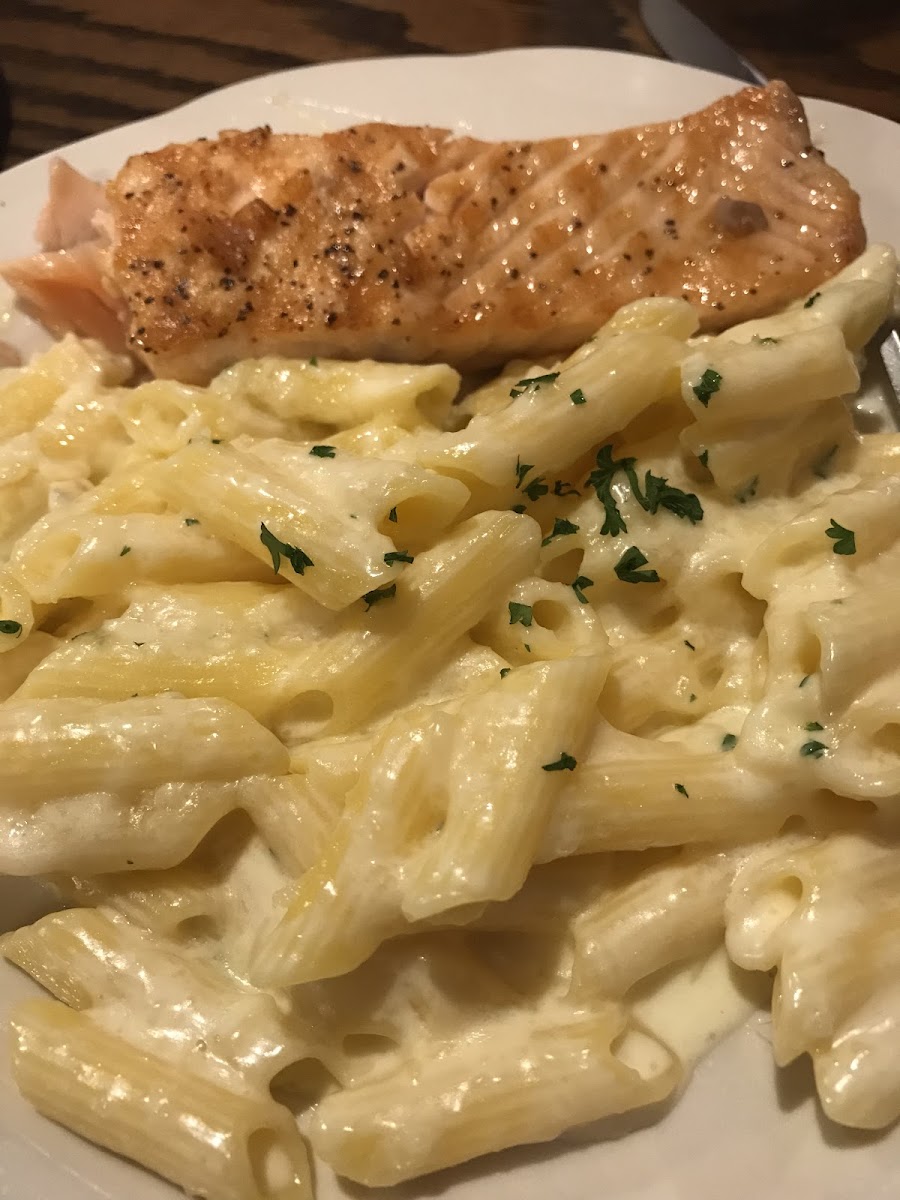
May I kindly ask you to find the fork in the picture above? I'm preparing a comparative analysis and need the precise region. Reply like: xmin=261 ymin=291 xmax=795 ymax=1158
xmin=639 ymin=0 xmax=900 ymax=415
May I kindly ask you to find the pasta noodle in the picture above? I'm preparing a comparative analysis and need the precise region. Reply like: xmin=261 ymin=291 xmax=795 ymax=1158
xmin=1 ymin=244 xmax=899 ymax=1198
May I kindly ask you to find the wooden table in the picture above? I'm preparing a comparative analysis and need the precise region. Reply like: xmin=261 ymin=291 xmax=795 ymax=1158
xmin=2 ymin=0 xmax=898 ymax=167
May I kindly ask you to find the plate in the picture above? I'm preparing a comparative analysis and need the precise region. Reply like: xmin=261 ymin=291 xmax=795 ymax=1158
xmin=1 ymin=47 xmax=898 ymax=1200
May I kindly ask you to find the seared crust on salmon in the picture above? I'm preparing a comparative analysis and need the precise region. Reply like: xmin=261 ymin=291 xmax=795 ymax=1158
xmin=17 ymin=83 xmax=868 ymax=383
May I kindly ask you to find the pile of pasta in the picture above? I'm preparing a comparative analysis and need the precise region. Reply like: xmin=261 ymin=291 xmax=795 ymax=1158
xmin=1 ymin=244 xmax=899 ymax=1200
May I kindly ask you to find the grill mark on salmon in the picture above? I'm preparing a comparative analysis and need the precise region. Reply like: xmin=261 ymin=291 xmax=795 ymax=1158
xmin=4 ymin=82 xmax=864 ymax=383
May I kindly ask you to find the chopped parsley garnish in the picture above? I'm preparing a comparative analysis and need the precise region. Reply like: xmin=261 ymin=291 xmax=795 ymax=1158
xmin=639 ymin=473 xmax=704 ymax=523
xmin=812 ymin=444 xmax=838 ymax=479
xmin=511 ymin=504 xmax=527 ymax=514
xmin=0 ymin=620 xmax=22 ymax=637
xmin=692 ymin=367 xmax=722 ymax=407
xmin=735 ymin=477 xmax=758 ymax=504
xmin=541 ymin=517 xmax=579 ymax=546
xmin=515 ymin=456 xmax=534 ymax=488
xmin=388 ymin=506 xmax=398 ymax=522
xmin=309 ymin=356 xmax=319 ymax=366
xmin=309 ymin=445 xmax=336 ymax=458
xmin=803 ymin=292 xmax=821 ymax=309
xmin=500 ymin=667 xmax=511 ymax=679
xmin=674 ymin=783 xmax=689 ymax=798
xmin=572 ymin=575 xmax=594 ymax=604
xmin=120 ymin=546 xmax=131 ymax=556
xmin=184 ymin=518 xmax=200 ymax=526
xmin=508 ymin=601 xmax=533 ymax=627
xmin=363 ymin=583 xmax=397 ymax=610
xmin=522 ymin=475 xmax=549 ymax=502
xmin=586 ymin=444 xmax=703 ymax=535
xmin=211 ymin=438 xmax=222 ymax=444
xmin=799 ymin=674 xmax=812 ymax=688
xmin=510 ymin=372 xmax=559 ymax=399
xmin=586 ymin=445 xmax=633 ymax=536
xmin=698 ymin=449 xmax=709 ymax=469
xmin=721 ymin=733 xmax=738 ymax=751
xmin=755 ymin=336 xmax=779 ymax=345
xmin=553 ymin=479 xmax=580 ymax=497
xmin=542 ymin=751 xmax=577 ymax=772
xmin=614 ymin=545 xmax=660 ymax=584
xmin=570 ymin=388 xmax=587 ymax=406
xmin=524 ymin=643 xmax=532 ymax=652
xmin=689 ymin=693 xmax=697 ymax=703
xmin=805 ymin=721 xmax=824 ymax=731
xmin=684 ymin=639 xmax=695 ymax=650
xmin=587 ymin=448 xmax=631 ymax=534
xmin=800 ymin=739 xmax=828 ymax=759
xmin=826 ymin=519 xmax=856 ymax=555
xmin=259 ymin=523 xmax=314 ymax=575
xmin=384 ymin=550 xmax=414 ymax=565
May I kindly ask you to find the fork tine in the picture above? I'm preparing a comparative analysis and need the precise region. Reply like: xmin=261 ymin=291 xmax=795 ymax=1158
xmin=879 ymin=322 xmax=900 ymax=408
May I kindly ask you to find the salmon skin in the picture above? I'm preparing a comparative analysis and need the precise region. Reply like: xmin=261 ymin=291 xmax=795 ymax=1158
xmin=10 ymin=82 xmax=864 ymax=383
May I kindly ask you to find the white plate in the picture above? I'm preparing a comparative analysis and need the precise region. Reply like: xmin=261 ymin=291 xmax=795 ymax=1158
xmin=1 ymin=46 xmax=899 ymax=1200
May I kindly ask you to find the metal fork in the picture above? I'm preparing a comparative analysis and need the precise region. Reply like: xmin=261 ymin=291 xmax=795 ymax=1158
xmin=640 ymin=0 xmax=900 ymax=418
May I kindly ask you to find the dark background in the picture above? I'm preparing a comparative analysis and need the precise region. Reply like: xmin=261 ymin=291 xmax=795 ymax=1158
xmin=1 ymin=0 xmax=898 ymax=167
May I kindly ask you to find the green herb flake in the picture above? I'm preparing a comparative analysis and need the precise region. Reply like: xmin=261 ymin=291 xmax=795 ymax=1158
xmin=570 ymin=388 xmax=587 ymax=406
xmin=524 ymin=643 xmax=532 ymax=652
xmin=522 ymin=475 xmax=549 ymax=502
xmin=120 ymin=546 xmax=131 ymax=557
xmin=721 ymin=733 xmax=738 ymax=751
xmin=515 ymin=456 xmax=534 ymax=488
xmin=812 ymin=444 xmax=838 ymax=479
xmin=542 ymin=752 xmax=577 ymax=772
xmin=674 ymin=783 xmax=689 ymax=798
xmin=384 ymin=550 xmax=414 ymax=566
xmin=614 ymin=545 xmax=660 ymax=585
xmin=586 ymin=444 xmax=703 ymax=535
xmin=586 ymin=445 xmax=634 ymax=536
xmin=805 ymin=721 xmax=824 ymax=732
xmin=692 ymin=367 xmax=722 ymax=407
xmin=363 ymin=583 xmax=397 ymax=610
xmin=309 ymin=356 xmax=319 ymax=366
xmin=804 ymin=292 xmax=821 ymax=309
xmin=755 ymin=336 xmax=779 ymax=345
xmin=211 ymin=438 xmax=222 ymax=444
xmin=826 ymin=519 xmax=856 ymax=555
xmin=0 ymin=620 xmax=22 ymax=637
xmin=698 ymin=449 xmax=709 ymax=469
xmin=684 ymin=639 xmax=695 ymax=650
xmin=637 ymin=470 xmax=704 ymax=524
xmin=511 ymin=504 xmax=527 ymax=514
xmin=510 ymin=372 xmax=560 ymax=399
xmin=310 ymin=445 xmax=336 ymax=458
xmin=800 ymin=739 xmax=828 ymax=759
xmin=541 ymin=517 xmax=579 ymax=546
xmin=388 ymin=506 xmax=398 ymax=523
xmin=500 ymin=668 xmax=511 ymax=679
xmin=259 ymin=523 xmax=314 ymax=575
xmin=553 ymin=480 xmax=580 ymax=497
xmin=799 ymin=674 xmax=812 ymax=688
xmin=508 ymin=601 xmax=533 ymax=627
xmin=735 ymin=477 xmax=759 ymax=505
xmin=571 ymin=575 xmax=594 ymax=604
xmin=689 ymin=693 xmax=697 ymax=703
xmin=184 ymin=518 xmax=200 ymax=526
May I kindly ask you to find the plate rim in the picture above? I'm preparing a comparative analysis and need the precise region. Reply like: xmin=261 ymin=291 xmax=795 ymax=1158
xmin=2 ymin=45 xmax=898 ymax=188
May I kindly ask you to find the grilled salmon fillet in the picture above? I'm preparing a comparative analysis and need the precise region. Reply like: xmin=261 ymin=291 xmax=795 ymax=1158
xmin=8 ymin=82 xmax=864 ymax=382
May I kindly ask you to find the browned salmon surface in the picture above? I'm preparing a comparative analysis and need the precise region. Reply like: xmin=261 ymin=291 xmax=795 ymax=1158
xmin=10 ymin=83 xmax=866 ymax=383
